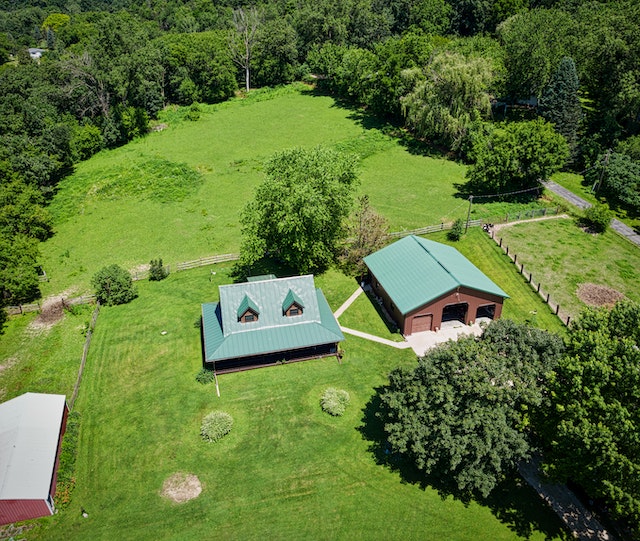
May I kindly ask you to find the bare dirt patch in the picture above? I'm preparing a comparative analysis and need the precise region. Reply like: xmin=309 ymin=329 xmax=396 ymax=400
xmin=28 ymin=287 xmax=80 ymax=332
xmin=161 ymin=473 xmax=202 ymax=503
xmin=576 ymin=283 xmax=625 ymax=308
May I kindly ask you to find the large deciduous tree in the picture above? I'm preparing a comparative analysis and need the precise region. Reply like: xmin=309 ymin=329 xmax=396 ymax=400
xmin=379 ymin=319 xmax=564 ymax=498
xmin=539 ymin=57 xmax=582 ymax=158
xmin=239 ymin=146 xmax=358 ymax=274
xmin=401 ymin=52 xmax=494 ymax=150
xmin=466 ymin=118 xmax=569 ymax=193
xmin=541 ymin=301 xmax=640 ymax=535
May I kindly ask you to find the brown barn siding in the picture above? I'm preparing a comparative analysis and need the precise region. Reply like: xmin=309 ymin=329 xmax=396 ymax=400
xmin=404 ymin=287 xmax=504 ymax=334
xmin=370 ymin=272 xmax=504 ymax=336
xmin=0 ymin=499 xmax=53 ymax=526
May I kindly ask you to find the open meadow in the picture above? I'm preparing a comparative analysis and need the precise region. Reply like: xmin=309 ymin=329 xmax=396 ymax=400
xmin=40 ymin=84 xmax=558 ymax=297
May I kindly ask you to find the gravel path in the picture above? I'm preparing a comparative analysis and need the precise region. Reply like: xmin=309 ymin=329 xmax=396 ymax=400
xmin=542 ymin=180 xmax=640 ymax=247
xmin=519 ymin=456 xmax=613 ymax=541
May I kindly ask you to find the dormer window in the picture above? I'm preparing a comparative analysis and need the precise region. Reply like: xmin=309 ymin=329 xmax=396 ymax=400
xmin=282 ymin=289 xmax=305 ymax=317
xmin=237 ymin=294 xmax=260 ymax=323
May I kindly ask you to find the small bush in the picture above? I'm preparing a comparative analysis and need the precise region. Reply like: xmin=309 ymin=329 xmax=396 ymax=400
xmin=320 ymin=388 xmax=350 ymax=416
xmin=149 ymin=257 xmax=169 ymax=281
xmin=91 ymin=264 xmax=137 ymax=306
xmin=583 ymin=203 xmax=612 ymax=233
xmin=195 ymin=367 xmax=215 ymax=384
xmin=448 ymin=218 xmax=465 ymax=241
xmin=201 ymin=411 xmax=233 ymax=442
xmin=186 ymin=102 xmax=201 ymax=121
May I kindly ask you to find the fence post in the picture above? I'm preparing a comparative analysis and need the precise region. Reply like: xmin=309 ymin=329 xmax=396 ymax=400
xmin=537 ymin=283 xmax=541 ymax=292
xmin=514 ymin=254 xmax=517 ymax=265
xmin=521 ymin=263 xmax=524 ymax=273
xmin=543 ymin=207 xmax=547 ymax=216
xmin=555 ymin=304 xmax=560 ymax=315
xmin=441 ymin=222 xmax=444 ymax=230
xmin=506 ymin=246 xmax=509 ymax=256
xmin=546 ymin=293 xmax=550 ymax=303
xmin=566 ymin=316 xmax=571 ymax=326
xmin=499 ymin=237 xmax=503 ymax=247
xmin=529 ymin=273 xmax=532 ymax=283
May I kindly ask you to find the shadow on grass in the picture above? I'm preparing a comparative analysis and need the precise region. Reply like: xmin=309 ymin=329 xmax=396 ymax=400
xmin=361 ymin=288 xmax=400 ymax=336
xmin=300 ymin=85 xmax=446 ymax=158
xmin=358 ymin=390 xmax=571 ymax=540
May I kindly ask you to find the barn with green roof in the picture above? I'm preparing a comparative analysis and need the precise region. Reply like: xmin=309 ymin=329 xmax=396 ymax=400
xmin=364 ymin=235 xmax=508 ymax=335
xmin=201 ymin=275 xmax=344 ymax=373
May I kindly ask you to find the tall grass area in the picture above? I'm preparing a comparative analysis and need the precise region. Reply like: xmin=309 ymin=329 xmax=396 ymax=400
xmin=32 ymin=265 xmax=566 ymax=541
xmin=495 ymin=217 xmax=640 ymax=318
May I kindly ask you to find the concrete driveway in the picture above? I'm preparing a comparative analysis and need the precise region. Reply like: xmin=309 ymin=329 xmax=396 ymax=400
xmin=404 ymin=318 xmax=491 ymax=357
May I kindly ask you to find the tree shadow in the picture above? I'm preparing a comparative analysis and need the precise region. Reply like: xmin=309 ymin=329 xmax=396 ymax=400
xmin=230 ymin=256 xmax=300 ymax=284
xmin=299 ymin=85 xmax=447 ymax=158
xmin=358 ymin=389 xmax=572 ymax=540
xmin=360 ymin=287 xmax=400 ymax=335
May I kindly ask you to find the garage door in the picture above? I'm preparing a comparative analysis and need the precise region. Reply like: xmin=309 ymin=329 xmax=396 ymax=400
xmin=412 ymin=314 xmax=433 ymax=333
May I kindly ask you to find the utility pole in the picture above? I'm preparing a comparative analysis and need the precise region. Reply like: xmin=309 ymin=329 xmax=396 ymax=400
xmin=591 ymin=149 xmax=611 ymax=194
xmin=465 ymin=195 xmax=473 ymax=233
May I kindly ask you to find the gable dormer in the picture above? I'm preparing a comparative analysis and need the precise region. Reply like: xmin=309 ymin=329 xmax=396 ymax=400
xmin=237 ymin=294 xmax=259 ymax=323
xmin=282 ymin=289 xmax=304 ymax=317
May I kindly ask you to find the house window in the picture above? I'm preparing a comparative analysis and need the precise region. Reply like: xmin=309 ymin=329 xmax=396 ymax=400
xmin=239 ymin=310 xmax=258 ymax=323
xmin=289 ymin=307 xmax=300 ymax=316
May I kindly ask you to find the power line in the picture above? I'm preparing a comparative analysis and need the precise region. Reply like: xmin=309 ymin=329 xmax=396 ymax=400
xmin=470 ymin=185 xmax=542 ymax=201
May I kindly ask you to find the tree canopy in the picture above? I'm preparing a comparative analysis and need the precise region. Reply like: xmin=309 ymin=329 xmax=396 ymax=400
xmin=239 ymin=146 xmax=359 ymax=274
xmin=466 ymin=119 xmax=569 ymax=193
xmin=379 ymin=319 xmax=564 ymax=499
xmin=541 ymin=301 xmax=640 ymax=535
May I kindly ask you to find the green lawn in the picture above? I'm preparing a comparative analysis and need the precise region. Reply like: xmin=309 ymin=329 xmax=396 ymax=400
xmin=494 ymin=217 xmax=640 ymax=319
xmin=27 ymin=265 xmax=567 ymax=541
xmin=40 ymin=85 xmax=555 ymax=298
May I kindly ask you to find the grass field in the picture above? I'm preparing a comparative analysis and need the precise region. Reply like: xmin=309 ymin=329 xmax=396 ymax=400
xmin=39 ymin=85 xmax=556 ymax=297
xmin=24 ymin=263 xmax=568 ymax=541
xmin=495 ymin=217 xmax=640 ymax=318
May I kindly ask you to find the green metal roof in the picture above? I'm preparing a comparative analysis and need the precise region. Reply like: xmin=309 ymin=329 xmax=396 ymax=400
xmin=247 ymin=274 xmax=276 ymax=282
xmin=363 ymin=235 xmax=508 ymax=315
xmin=282 ymin=288 xmax=305 ymax=312
xmin=201 ymin=275 xmax=344 ymax=363
xmin=237 ymin=294 xmax=260 ymax=318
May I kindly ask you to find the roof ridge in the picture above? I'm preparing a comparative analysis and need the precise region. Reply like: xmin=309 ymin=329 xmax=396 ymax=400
xmin=411 ymin=235 xmax=463 ymax=288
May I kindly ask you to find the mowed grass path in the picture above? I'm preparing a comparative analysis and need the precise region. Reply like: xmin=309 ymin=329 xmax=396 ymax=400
xmin=32 ymin=265 xmax=567 ymax=541
xmin=40 ymin=86 xmax=468 ymax=296
xmin=495 ymin=217 xmax=640 ymax=318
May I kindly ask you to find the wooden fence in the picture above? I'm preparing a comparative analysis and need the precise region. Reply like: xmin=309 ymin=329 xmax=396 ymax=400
xmin=388 ymin=206 xmax=561 ymax=239
xmin=6 ymin=302 xmax=41 ymax=315
xmin=175 ymin=253 xmax=239 ymax=271
xmin=70 ymin=301 xmax=100 ymax=410
xmin=490 ymin=230 xmax=572 ymax=326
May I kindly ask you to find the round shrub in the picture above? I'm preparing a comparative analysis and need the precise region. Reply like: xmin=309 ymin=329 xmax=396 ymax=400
xmin=201 ymin=411 xmax=233 ymax=443
xmin=91 ymin=264 xmax=137 ymax=306
xmin=447 ymin=218 xmax=465 ymax=241
xmin=195 ymin=368 xmax=215 ymax=385
xmin=583 ymin=203 xmax=612 ymax=233
xmin=320 ymin=388 xmax=350 ymax=417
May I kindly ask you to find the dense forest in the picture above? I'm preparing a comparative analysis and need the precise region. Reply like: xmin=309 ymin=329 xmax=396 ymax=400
xmin=1 ymin=0 xmax=640 ymax=306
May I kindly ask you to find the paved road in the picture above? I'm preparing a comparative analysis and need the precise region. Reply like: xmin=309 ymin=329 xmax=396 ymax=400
xmin=542 ymin=180 xmax=640 ymax=247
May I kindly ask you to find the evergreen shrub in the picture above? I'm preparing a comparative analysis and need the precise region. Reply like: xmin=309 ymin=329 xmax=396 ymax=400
xmin=320 ymin=388 xmax=350 ymax=416
xmin=201 ymin=411 xmax=233 ymax=442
